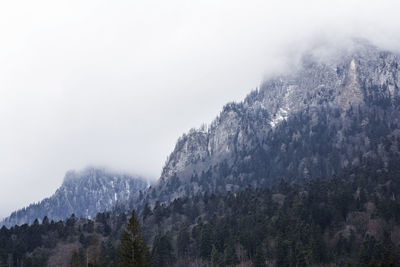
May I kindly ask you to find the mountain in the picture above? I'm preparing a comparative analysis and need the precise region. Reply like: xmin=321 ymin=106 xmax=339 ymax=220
xmin=2 ymin=39 xmax=400 ymax=266
xmin=142 ymin=40 xmax=400 ymax=204
xmin=0 ymin=167 xmax=148 ymax=228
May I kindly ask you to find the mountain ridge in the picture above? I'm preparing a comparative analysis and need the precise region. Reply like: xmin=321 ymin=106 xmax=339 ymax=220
xmin=1 ymin=167 xmax=148 ymax=228
xmin=136 ymin=40 xmax=400 ymax=207
xmin=4 ymin=40 xmax=400 ymax=228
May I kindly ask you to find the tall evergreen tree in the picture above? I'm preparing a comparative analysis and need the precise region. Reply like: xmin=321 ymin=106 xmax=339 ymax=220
xmin=224 ymin=243 xmax=238 ymax=266
xmin=254 ymin=246 xmax=267 ymax=267
xmin=151 ymin=234 xmax=174 ymax=267
xmin=177 ymin=226 xmax=190 ymax=257
xmin=117 ymin=210 xmax=149 ymax=267
xmin=199 ymin=224 xmax=214 ymax=260
xmin=211 ymin=245 xmax=223 ymax=267
xmin=70 ymin=249 xmax=85 ymax=267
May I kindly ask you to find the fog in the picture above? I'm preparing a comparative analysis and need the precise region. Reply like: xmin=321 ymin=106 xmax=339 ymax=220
xmin=1 ymin=0 xmax=400 ymax=218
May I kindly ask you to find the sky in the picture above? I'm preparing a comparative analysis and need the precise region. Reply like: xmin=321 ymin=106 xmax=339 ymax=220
xmin=1 ymin=0 xmax=400 ymax=219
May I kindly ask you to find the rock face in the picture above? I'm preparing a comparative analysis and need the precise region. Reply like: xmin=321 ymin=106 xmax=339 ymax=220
xmin=1 ymin=167 xmax=148 ymax=228
xmin=146 ymin=40 xmax=400 ymax=203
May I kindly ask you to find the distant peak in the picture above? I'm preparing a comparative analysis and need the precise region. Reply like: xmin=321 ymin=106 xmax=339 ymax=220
xmin=2 ymin=166 xmax=148 ymax=227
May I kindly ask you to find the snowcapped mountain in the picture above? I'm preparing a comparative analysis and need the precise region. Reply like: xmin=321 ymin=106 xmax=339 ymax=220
xmin=1 ymin=167 xmax=148 ymax=228
xmin=143 ymin=40 xmax=400 ymax=203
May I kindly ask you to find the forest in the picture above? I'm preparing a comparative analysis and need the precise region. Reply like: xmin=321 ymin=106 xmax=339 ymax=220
xmin=1 ymin=166 xmax=400 ymax=266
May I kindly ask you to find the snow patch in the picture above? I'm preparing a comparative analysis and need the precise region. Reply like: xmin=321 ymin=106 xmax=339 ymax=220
xmin=270 ymin=107 xmax=289 ymax=127
xmin=270 ymin=85 xmax=293 ymax=128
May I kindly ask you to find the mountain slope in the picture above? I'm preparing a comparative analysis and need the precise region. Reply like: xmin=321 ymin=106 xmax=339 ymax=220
xmin=1 ymin=167 xmax=148 ymax=228
xmin=2 ymin=166 xmax=400 ymax=266
xmin=2 ymin=39 xmax=400 ymax=266
xmin=142 ymin=40 xmax=400 ymax=204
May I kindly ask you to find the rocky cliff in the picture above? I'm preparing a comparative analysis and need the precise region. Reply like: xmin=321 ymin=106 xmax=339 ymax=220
xmin=144 ymin=40 xmax=400 ymax=204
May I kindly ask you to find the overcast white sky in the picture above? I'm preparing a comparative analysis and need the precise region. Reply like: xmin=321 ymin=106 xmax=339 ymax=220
xmin=1 ymin=0 xmax=400 ymax=219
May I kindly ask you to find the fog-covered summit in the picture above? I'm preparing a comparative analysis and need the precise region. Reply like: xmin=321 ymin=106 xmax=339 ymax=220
xmin=1 ymin=167 xmax=148 ymax=228
xmin=141 ymin=40 xmax=400 ymax=204
xmin=255 ymin=40 xmax=398 ymax=126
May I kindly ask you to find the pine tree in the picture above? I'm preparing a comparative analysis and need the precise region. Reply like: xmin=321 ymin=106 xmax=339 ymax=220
xmin=389 ymin=253 xmax=395 ymax=267
xmin=150 ymin=234 xmax=174 ymax=267
xmin=199 ymin=224 xmax=214 ymax=260
xmin=211 ymin=245 xmax=223 ymax=267
xmin=70 ymin=249 xmax=85 ymax=267
xmin=177 ymin=226 xmax=190 ymax=257
xmin=368 ymin=257 xmax=377 ymax=267
xmin=87 ymin=234 xmax=100 ymax=266
xmin=224 ymin=243 xmax=238 ymax=266
xmin=254 ymin=246 xmax=267 ymax=267
xmin=117 ymin=210 xmax=149 ymax=267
